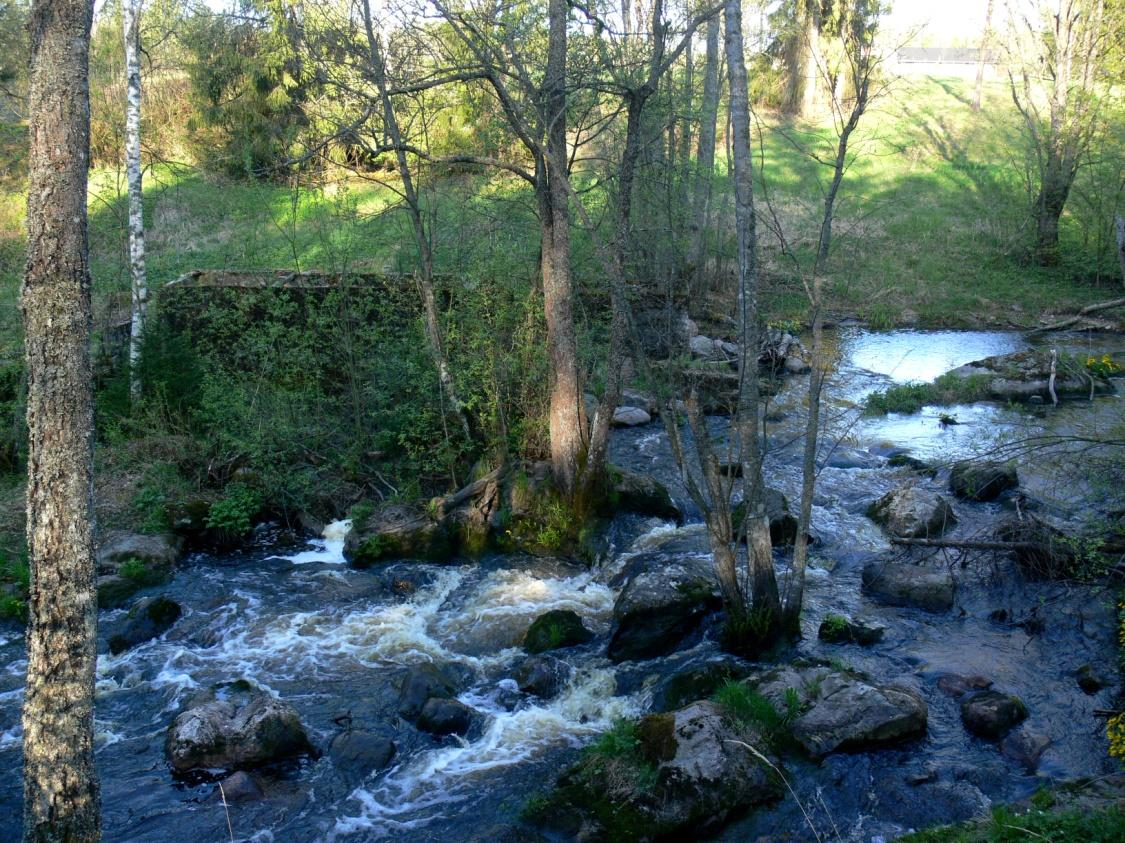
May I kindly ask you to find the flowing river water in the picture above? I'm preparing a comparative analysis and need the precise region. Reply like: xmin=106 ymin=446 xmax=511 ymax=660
xmin=0 ymin=328 xmax=1122 ymax=842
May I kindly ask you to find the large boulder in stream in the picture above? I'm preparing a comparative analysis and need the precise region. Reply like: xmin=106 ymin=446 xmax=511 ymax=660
xmin=946 ymin=349 xmax=1115 ymax=403
xmin=949 ymin=462 xmax=1019 ymax=502
xmin=417 ymin=698 xmax=480 ymax=737
xmin=607 ymin=560 xmax=721 ymax=662
xmin=523 ymin=609 xmax=594 ymax=654
xmin=344 ymin=502 xmax=455 ymax=566
xmin=329 ymin=730 xmax=396 ymax=777
xmin=866 ymin=485 xmax=955 ymax=538
xmin=514 ymin=654 xmax=571 ymax=699
xmin=610 ymin=466 xmax=683 ymax=523
xmin=960 ymin=690 xmax=1028 ymax=740
xmin=862 ymin=562 xmax=955 ymax=612
xmin=165 ymin=685 xmax=314 ymax=774
xmin=108 ymin=595 xmax=182 ymax=654
xmin=397 ymin=663 xmax=464 ymax=720
xmin=535 ymin=700 xmax=781 ymax=839
xmin=754 ymin=666 xmax=928 ymax=758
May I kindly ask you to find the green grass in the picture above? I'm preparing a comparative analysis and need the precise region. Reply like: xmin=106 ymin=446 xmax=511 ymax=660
xmin=712 ymin=679 xmax=803 ymax=750
xmin=900 ymin=804 xmax=1125 ymax=842
xmin=865 ymin=373 xmax=994 ymax=415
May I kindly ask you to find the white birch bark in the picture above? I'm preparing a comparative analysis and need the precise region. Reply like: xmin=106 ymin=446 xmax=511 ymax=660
xmin=124 ymin=0 xmax=146 ymax=401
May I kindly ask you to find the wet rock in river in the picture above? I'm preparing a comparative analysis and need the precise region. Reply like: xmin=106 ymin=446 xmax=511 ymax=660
xmin=862 ymin=562 xmax=955 ymax=612
xmin=611 ymin=406 xmax=651 ymax=427
xmin=946 ymin=349 xmax=1115 ymax=403
xmin=344 ymin=502 xmax=455 ymax=566
xmin=1000 ymin=728 xmax=1050 ymax=772
xmin=417 ymin=698 xmax=479 ymax=737
xmin=816 ymin=614 xmax=885 ymax=646
xmin=888 ymin=452 xmax=936 ymax=475
xmin=609 ymin=466 xmax=683 ymax=523
xmin=960 ymin=690 xmax=1028 ymax=739
xmin=108 ymin=595 xmax=182 ymax=654
xmin=328 ymin=730 xmax=396 ymax=776
xmin=538 ymin=700 xmax=781 ymax=839
xmin=165 ymin=688 xmax=314 ymax=774
xmin=1075 ymin=664 xmax=1112 ymax=695
xmin=397 ymin=663 xmax=460 ymax=719
xmin=866 ymin=485 xmax=956 ymax=539
xmin=937 ymin=674 xmax=993 ymax=698
xmin=650 ymin=658 xmax=753 ymax=713
xmin=215 ymin=770 xmax=263 ymax=803
xmin=755 ymin=667 xmax=927 ymax=758
xmin=607 ymin=561 xmax=721 ymax=662
xmin=523 ymin=609 xmax=594 ymax=654
xmin=949 ymin=461 xmax=1019 ymax=502
xmin=513 ymin=654 xmax=571 ymax=699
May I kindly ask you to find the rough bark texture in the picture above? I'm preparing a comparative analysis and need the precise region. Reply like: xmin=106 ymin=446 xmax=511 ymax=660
xmin=124 ymin=0 xmax=146 ymax=400
xmin=972 ymin=0 xmax=994 ymax=111
xmin=542 ymin=0 xmax=584 ymax=495
xmin=687 ymin=15 xmax=720 ymax=280
xmin=725 ymin=0 xmax=780 ymax=621
xmin=21 ymin=0 xmax=101 ymax=840
xmin=362 ymin=1 xmax=471 ymax=441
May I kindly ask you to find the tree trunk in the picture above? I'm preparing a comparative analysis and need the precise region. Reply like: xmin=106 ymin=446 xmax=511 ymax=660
xmin=725 ymin=0 xmax=780 ymax=622
xmin=1116 ymin=214 xmax=1125 ymax=285
xmin=1034 ymin=166 xmax=1070 ymax=266
xmin=687 ymin=15 xmax=720 ymax=281
xmin=21 ymin=0 xmax=101 ymax=840
xmin=124 ymin=0 xmax=146 ymax=401
xmin=972 ymin=0 xmax=994 ymax=111
xmin=543 ymin=0 xmax=584 ymax=495
xmin=362 ymin=1 xmax=472 ymax=442
xmin=800 ymin=3 xmax=822 ymax=118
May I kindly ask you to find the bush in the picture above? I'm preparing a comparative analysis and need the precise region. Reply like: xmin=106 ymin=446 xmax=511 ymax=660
xmin=205 ymin=483 xmax=263 ymax=536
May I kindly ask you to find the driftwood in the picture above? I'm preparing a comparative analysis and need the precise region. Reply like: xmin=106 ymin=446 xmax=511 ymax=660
xmin=1029 ymin=296 xmax=1125 ymax=334
xmin=890 ymin=537 xmax=1040 ymax=551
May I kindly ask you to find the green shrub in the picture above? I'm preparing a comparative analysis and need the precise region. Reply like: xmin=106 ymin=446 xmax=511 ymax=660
xmin=205 ymin=483 xmax=263 ymax=535
xmin=712 ymin=680 xmax=802 ymax=750
xmin=118 ymin=557 xmax=166 ymax=587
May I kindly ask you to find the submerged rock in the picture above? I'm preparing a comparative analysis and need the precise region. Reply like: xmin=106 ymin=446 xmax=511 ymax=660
xmin=344 ymin=502 xmax=455 ymax=566
xmin=937 ymin=674 xmax=993 ymax=698
xmin=866 ymin=485 xmax=956 ymax=538
xmin=417 ymin=698 xmax=478 ymax=737
xmin=949 ymin=462 xmax=1019 ymax=502
xmin=329 ymin=730 xmax=396 ymax=777
xmin=165 ymin=688 xmax=314 ymax=774
xmin=524 ymin=609 xmax=594 ymax=654
xmin=397 ymin=663 xmax=460 ymax=720
xmin=1075 ymin=664 xmax=1112 ymax=695
xmin=607 ymin=562 xmax=721 ymax=662
xmin=755 ymin=667 xmax=927 ymax=758
xmin=1000 ymin=729 xmax=1050 ymax=772
xmin=108 ymin=595 xmax=182 ymax=655
xmin=862 ymin=562 xmax=955 ymax=612
xmin=215 ymin=770 xmax=263 ymax=803
xmin=960 ymin=690 xmax=1028 ymax=739
xmin=513 ymin=654 xmax=571 ymax=699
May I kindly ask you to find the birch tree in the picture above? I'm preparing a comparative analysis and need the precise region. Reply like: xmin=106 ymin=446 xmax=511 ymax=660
xmin=124 ymin=0 xmax=146 ymax=399
xmin=21 ymin=0 xmax=101 ymax=839
xmin=973 ymin=0 xmax=995 ymax=112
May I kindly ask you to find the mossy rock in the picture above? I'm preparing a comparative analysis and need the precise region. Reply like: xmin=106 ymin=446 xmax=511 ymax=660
xmin=343 ymin=502 xmax=455 ymax=566
xmin=524 ymin=609 xmax=594 ymax=654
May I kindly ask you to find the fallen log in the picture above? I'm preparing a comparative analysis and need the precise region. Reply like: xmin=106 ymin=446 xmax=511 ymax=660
xmin=890 ymin=537 xmax=1040 ymax=551
xmin=1029 ymin=296 xmax=1125 ymax=334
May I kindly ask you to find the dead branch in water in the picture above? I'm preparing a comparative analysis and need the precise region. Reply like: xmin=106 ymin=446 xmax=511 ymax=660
xmin=890 ymin=537 xmax=1040 ymax=551
xmin=1028 ymin=296 xmax=1125 ymax=334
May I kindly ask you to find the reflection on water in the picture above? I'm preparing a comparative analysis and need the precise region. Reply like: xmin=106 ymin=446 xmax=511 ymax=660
xmin=840 ymin=329 xmax=1026 ymax=383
